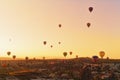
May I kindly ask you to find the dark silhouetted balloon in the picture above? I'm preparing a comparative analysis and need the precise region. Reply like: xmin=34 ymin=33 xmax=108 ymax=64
xmin=43 ymin=57 xmax=45 ymax=60
xmin=63 ymin=52 xmax=67 ymax=57
xmin=7 ymin=51 xmax=11 ymax=56
xmin=58 ymin=42 xmax=61 ymax=44
xmin=33 ymin=57 xmax=36 ymax=60
xmin=59 ymin=24 xmax=62 ymax=28
xmin=43 ymin=41 xmax=47 ymax=45
xmin=99 ymin=51 xmax=105 ymax=59
xmin=69 ymin=52 xmax=72 ymax=55
xmin=92 ymin=56 xmax=98 ymax=62
xmin=13 ymin=55 xmax=16 ymax=59
xmin=87 ymin=23 xmax=91 ymax=28
xmin=89 ymin=7 xmax=93 ymax=12
xmin=76 ymin=55 xmax=78 ymax=58
xmin=50 ymin=45 xmax=53 ymax=48
xmin=107 ymin=57 xmax=109 ymax=60
xmin=25 ymin=57 xmax=29 ymax=60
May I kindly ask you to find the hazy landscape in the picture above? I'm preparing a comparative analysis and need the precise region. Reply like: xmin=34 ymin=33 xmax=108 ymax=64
xmin=0 ymin=58 xmax=120 ymax=80
xmin=0 ymin=0 xmax=120 ymax=80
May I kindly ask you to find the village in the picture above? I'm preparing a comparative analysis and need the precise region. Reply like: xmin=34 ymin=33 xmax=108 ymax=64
xmin=0 ymin=58 xmax=120 ymax=80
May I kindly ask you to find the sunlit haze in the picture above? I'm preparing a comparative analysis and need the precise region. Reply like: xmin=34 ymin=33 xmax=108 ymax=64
xmin=0 ymin=0 xmax=120 ymax=59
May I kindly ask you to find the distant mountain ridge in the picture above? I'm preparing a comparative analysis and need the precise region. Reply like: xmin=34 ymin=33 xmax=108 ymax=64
xmin=0 ymin=57 xmax=22 ymax=60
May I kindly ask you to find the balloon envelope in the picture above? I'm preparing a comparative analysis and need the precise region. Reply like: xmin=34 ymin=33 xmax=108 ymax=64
xmin=69 ymin=52 xmax=72 ymax=55
xmin=13 ymin=55 xmax=16 ymax=59
xmin=63 ymin=52 xmax=67 ymax=57
xmin=99 ymin=51 xmax=105 ymax=58
xmin=50 ymin=45 xmax=53 ymax=48
xmin=43 ymin=41 xmax=47 ymax=45
xmin=92 ymin=56 xmax=98 ymax=62
xmin=7 ymin=51 xmax=11 ymax=56
xmin=33 ymin=57 xmax=36 ymax=60
xmin=25 ymin=57 xmax=29 ymax=60
xmin=89 ymin=7 xmax=93 ymax=12
xmin=43 ymin=57 xmax=45 ymax=60
xmin=59 ymin=24 xmax=62 ymax=28
xmin=87 ymin=23 xmax=91 ymax=28
xmin=58 ymin=42 xmax=61 ymax=44
xmin=76 ymin=55 xmax=78 ymax=58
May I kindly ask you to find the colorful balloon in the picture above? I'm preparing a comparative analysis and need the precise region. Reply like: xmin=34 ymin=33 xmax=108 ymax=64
xmin=92 ymin=56 xmax=98 ymax=62
xmin=99 ymin=51 xmax=105 ymax=59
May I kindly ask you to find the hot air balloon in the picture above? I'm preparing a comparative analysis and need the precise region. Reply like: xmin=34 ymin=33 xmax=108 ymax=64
xmin=87 ymin=23 xmax=91 ymax=28
xmin=89 ymin=7 xmax=93 ymax=13
xmin=13 ymin=55 xmax=16 ymax=59
xmin=33 ymin=57 xmax=36 ymax=60
xmin=76 ymin=55 xmax=78 ymax=58
xmin=43 ymin=41 xmax=47 ymax=45
xmin=92 ymin=56 xmax=98 ymax=62
xmin=58 ymin=42 xmax=61 ymax=44
xmin=99 ymin=51 xmax=105 ymax=59
xmin=107 ymin=57 xmax=109 ymax=60
xmin=59 ymin=24 xmax=62 ymax=28
xmin=7 ymin=51 xmax=11 ymax=56
xmin=63 ymin=52 xmax=67 ymax=57
xmin=69 ymin=52 xmax=72 ymax=55
xmin=50 ymin=45 xmax=53 ymax=48
xmin=43 ymin=57 xmax=45 ymax=60
xmin=25 ymin=57 xmax=29 ymax=60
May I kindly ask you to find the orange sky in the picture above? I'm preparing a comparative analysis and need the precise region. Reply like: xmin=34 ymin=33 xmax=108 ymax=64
xmin=0 ymin=0 xmax=120 ymax=59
